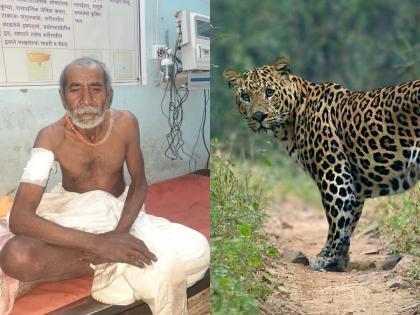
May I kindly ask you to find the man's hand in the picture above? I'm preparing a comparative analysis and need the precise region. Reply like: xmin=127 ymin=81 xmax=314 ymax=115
xmin=85 ymin=232 xmax=157 ymax=268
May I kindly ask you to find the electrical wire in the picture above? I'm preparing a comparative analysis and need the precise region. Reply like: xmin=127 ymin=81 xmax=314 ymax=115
xmin=189 ymin=90 xmax=208 ymax=171
xmin=202 ymin=89 xmax=210 ymax=167
xmin=162 ymin=30 xmax=195 ymax=163
xmin=160 ymin=26 xmax=210 ymax=172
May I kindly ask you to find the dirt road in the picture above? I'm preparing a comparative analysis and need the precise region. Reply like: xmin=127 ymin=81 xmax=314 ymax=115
xmin=262 ymin=197 xmax=420 ymax=315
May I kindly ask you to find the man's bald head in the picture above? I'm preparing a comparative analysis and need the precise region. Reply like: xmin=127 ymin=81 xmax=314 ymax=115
xmin=59 ymin=57 xmax=112 ymax=95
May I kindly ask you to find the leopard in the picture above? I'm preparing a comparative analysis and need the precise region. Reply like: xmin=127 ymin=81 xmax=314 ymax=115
xmin=223 ymin=56 xmax=420 ymax=272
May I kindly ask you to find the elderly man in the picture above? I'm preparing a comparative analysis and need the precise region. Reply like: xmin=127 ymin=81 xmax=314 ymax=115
xmin=0 ymin=57 xmax=209 ymax=314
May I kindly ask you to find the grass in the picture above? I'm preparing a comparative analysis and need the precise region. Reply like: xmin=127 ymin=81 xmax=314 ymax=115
xmin=210 ymin=139 xmax=322 ymax=314
xmin=214 ymin=138 xmax=321 ymax=207
xmin=409 ymin=264 xmax=420 ymax=280
xmin=233 ymin=153 xmax=321 ymax=207
xmin=210 ymin=154 xmax=277 ymax=315
xmin=371 ymin=183 xmax=420 ymax=279
xmin=210 ymin=140 xmax=321 ymax=314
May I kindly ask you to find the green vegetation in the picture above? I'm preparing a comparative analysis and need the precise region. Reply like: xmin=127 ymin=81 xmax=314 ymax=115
xmin=210 ymin=154 xmax=277 ymax=315
xmin=409 ymin=264 xmax=420 ymax=280
xmin=232 ymin=151 xmax=321 ymax=207
xmin=379 ymin=184 xmax=420 ymax=256
xmin=213 ymin=137 xmax=321 ymax=206
xmin=375 ymin=184 xmax=420 ymax=279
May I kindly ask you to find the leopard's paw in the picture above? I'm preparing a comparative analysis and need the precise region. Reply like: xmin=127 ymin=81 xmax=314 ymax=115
xmin=309 ymin=254 xmax=349 ymax=272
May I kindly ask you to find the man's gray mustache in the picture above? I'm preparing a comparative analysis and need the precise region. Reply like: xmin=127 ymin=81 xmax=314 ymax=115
xmin=73 ymin=106 xmax=101 ymax=115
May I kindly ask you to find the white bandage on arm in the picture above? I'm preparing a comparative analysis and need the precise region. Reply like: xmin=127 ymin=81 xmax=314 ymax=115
xmin=20 ymin=148 xmax=54 ymax=187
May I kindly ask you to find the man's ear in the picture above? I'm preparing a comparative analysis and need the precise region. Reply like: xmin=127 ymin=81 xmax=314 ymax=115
xmin=223 ymin=69 xmax=241 ymax=88
xmin=273 ymin=56 xmax=291 ymax=81
xmin=106 ymin=87 xmax=113 ymax=108
xmin=59 ymin=89 xmax=68 ymax=111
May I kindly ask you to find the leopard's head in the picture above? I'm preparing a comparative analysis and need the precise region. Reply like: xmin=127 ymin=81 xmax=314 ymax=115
xmin=223 ymin=56 xmax=296 ymax=133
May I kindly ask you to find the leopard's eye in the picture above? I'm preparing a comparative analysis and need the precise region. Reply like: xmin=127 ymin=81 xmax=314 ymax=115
xmin=265 ymin=88 xmax=275 ymax=98
xmin=241 ymin=92 xmax=250 ymax=102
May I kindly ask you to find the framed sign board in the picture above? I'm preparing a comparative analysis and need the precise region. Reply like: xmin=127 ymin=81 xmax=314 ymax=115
xmin=0 ymin=0 xmax=146 ymax=87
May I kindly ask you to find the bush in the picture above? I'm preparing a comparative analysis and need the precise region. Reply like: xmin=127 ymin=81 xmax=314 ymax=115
xmin=378 ymin=184 xmax=420 ymax=257
xmin=374 ymin=184 xmax=420 ymax=280
xmin=210 ymin=155 xmax=276 ymax=314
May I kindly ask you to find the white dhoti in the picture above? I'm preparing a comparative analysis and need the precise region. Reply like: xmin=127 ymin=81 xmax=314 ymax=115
xmin=36 ymin=188 xmax=210 ymax=315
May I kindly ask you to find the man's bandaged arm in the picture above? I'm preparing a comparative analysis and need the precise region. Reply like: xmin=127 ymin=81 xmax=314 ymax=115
xmin=12 ymin=147 xmax=102 ymax=253
xmin=20 ymin=147 xmax=54 ymax=187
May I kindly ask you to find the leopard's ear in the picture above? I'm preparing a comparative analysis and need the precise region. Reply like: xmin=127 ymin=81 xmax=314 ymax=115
xmin=223 ymin=69 xmax=241 ymax=88
xmin=273 ymin=56 xmax=291 ymax=80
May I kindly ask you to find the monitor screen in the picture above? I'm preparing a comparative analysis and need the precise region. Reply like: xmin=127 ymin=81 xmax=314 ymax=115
xmin=196 ymin=19 xmax=211 ymax=39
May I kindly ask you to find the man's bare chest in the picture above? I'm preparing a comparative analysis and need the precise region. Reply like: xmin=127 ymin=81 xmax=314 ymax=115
xmin=56 ymin=141 xmax=126 ymax=181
